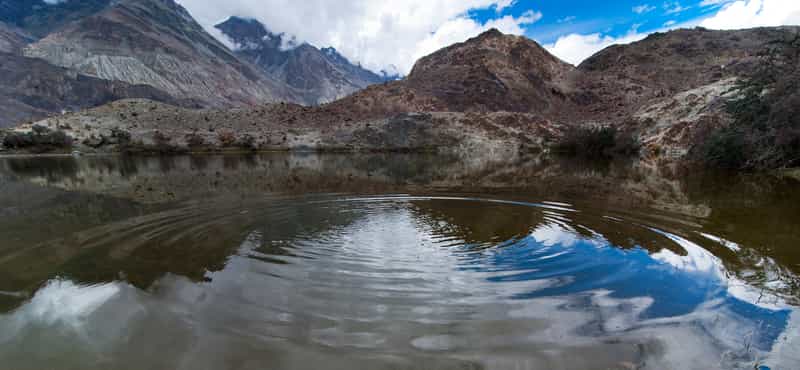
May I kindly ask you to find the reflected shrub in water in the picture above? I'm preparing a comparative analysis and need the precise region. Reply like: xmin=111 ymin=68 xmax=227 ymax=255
xmin=553 ymin=126 xmax=639 ymax=158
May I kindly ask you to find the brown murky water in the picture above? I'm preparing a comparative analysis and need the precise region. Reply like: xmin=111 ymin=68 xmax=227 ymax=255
xmin=0 ymin=153 xmax=798 ymax=370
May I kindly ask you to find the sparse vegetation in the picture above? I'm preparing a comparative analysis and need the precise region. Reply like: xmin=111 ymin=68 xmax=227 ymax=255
xmin=552 ymin=126 xmax=640 ymax=158
xmin=217 ymin=131 xmax=237 ymax=147
xmin=185 ymin=132 xmax=206 ymax=147
xmin=694 ymin=32 xmax=800 ymax=170
xmin=152 ymin=130 xmax=171 ymax=146
xmin=111 ymin=128 xmax=132 ymax=146
xmin=1 ymin=125 xmax=73 ymax=152
xmin=238 ymin=134 xmax=257 ymax=150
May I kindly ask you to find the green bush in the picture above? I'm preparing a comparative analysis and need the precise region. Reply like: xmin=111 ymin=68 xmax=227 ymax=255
xmin=185 ymin=132 xmax=206 ymax=147
xmin=2 ymin=126 xmax=73 ymax=151
xmin=698 ymin=127 xmax=747 ymax=169
xmin=553 ymin=126 xmax=639 ymax=157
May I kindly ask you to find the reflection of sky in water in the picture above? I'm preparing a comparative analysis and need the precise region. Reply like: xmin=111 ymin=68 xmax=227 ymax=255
xmin=472 ymin=221 xmax=792 ymax=354
xmin=0 ymin=198 xmax=797 ymax=369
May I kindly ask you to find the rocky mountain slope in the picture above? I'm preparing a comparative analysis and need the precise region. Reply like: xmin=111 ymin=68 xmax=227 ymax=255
xmin=405 ymin=29 xmax=575 ymax=114
xmin=0 ymin=0 xmax=399 ymax=128
xmin=574 ymin=27 xmax=797 ymax=120
xmin=23 ymin=0 xmax=297 ymax=107
xmin=6 ymin=26 xmax=799 ymax=162
xmin=0 ymin=16 xmax=188 ymax=128
xmin=576 ymin=26 xmax=800 ymax=156
xmin=0 ymin=53 xmax=183 ymax=127
xmin=215 ymin=17 xmax=387 ymax=105
xmin=321 ymin=29 xmax=578 ymax=120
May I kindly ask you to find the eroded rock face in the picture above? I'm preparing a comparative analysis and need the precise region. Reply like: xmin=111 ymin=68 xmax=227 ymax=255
xmin=23 ymin=0 xmax=296 ymax=108
xmin=0 ymin=53 xmax=184 ymax=128
xmin=574 ymin=27 xmax=797 ymax=122
xmin=632 ymin=79 xmax=738 ymax=158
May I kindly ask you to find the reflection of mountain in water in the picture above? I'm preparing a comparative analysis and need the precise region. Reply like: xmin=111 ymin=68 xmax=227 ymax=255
xmin=0 ymin=154 xmax=721 ymax=214
xmin=0 ymin=154 xmax=799 ymax=368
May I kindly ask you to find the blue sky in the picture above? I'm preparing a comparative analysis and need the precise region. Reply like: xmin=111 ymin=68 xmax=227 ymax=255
xmin=179 ymin=0 xmax=800 ymax=73
xmin=471 ymin=1 xmax=716 ymax=44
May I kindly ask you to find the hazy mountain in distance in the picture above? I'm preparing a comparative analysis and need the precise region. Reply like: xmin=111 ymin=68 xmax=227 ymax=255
xmin=215 ymin=16 xmax=389 ymax=105
xmin=0 ymin=0 xmax=112 ymax=38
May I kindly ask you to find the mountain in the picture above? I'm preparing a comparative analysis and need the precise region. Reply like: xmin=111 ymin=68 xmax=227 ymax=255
xmin=0 ymin=52 xmax=184 ymax=127
xmin=570 ymin=26 xmax=800 ymax=157
xmin=574 ymin=26 xmax=799 ymax=120
xmin=23 ymin=0 xmax=296 ymax=107
xmin=7 ymin=26 xmax=799 ymax=166
xmin=215 ymin=16 xmax=387 ymax=105
xmin=405 ymin=29 xmax=574 ymax=114
xmin=322 ymin=28 xmax=578 ymax=120
xmin=0 ymin=0 xmax=111 ymax=38
xmin=0 ymin=18 xmax=185 ymax=128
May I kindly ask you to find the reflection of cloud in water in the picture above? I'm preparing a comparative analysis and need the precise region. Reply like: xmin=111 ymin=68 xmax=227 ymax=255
xmin=1 ymin=280 xmax=121 ymax=334
xmin=651 ymin=228 xmax=720 ymax=273
xmin=700 ymin=232 xmax=742 ymax=252
xmin=651 ymin=227 xmax=790 ymax=311
xmin=0 ymin=198 xmax=798 ymax=369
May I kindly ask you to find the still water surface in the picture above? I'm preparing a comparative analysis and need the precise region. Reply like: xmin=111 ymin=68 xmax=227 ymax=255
xmin=0 ymin=154 xmax=798 ymax=370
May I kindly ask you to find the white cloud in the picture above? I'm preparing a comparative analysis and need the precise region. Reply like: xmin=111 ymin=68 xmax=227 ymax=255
xmin=663 ymin=1 xmax=689 ymax=14
xmin=557 ymin=16 xmax=577 ymax=23
xmin=699 ymin=0 xmax=800 ymax=29
xmin=43 ymin=0 xmax=68 ymax=4
xmin=633 ymin=4 xmax=657 ymax=14
xmin=413 ymin=10 xmax=542 ymax=66
xmin=175 ymin=0 xmax=541 ymax=75
xmin=176 ymin=0 xmax=800 ymax=74
xmin=699 ymin=0 xmax=735 ymax=7
xmin=544 ymin=30 xmax=649 ymax=65
xmin=545 ymin=0 xmax=799 ymax=66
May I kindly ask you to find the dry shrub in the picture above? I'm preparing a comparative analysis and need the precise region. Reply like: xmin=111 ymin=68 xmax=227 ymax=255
xmin=217 ymin=131 xmax=237 ymax=147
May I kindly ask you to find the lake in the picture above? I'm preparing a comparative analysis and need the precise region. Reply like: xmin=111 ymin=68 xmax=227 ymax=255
xmin=0 ymin=153 xmax=798 ymax=370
